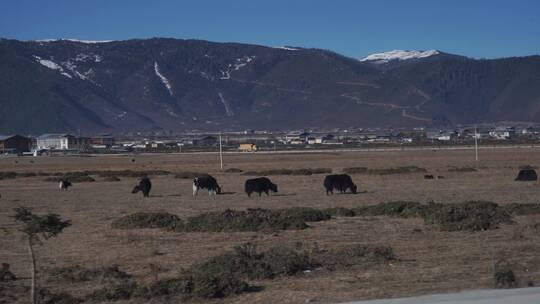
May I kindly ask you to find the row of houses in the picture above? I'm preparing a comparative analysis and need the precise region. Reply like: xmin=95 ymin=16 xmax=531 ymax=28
xmin=1 ymin=125 xmax=539 ymax=155
xmin=0 ymin=134 xmax=115 ymax=154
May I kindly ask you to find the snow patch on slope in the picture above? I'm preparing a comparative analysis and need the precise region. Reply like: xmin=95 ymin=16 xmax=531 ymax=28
xmin=220 ymin=56 xmax=255 ymax=80
xmin=154 ymin=62 xmax=173 ymax=96
xmin=273 ymin=46 xmax=299 ymax=51
xmin=233 ymin=56 xmax=255 ymax=71
xmin=33 ymin=55 xmax=72 ymax=78
xmin=218 ymin=93 xmax=234 ymax=116
xmin=360 ymin=50 xmax=440 ymax=63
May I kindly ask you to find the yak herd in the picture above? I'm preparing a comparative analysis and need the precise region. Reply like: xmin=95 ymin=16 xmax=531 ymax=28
xmin=55 ymin=167 xmax=538 ymax=198
xmin=57 ymin=173 xmax=359 ymax=198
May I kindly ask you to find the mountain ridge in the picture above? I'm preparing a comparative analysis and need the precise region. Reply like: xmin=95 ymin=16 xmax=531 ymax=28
xmin=1 ymin=37 xmax=539 ymax=134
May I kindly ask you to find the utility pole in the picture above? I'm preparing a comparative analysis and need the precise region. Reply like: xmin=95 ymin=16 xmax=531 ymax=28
xmin=474 ymin=125 xmax=479 ymax=162
xmin=219 ymin=133 xmax=223 ymax=170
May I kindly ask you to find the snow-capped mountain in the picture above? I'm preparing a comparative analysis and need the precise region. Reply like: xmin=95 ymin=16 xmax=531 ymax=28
xmin=360 ymin=50 xmax=440 ymax=63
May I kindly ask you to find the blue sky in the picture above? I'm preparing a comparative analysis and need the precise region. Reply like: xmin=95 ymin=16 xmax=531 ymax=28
xmin=1 ymin=0 xmax=539 ymax=59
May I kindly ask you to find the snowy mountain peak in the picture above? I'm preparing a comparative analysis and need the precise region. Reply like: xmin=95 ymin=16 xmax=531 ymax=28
xmin=360 ymin=50 xmax=440 ymax=63
xmin=35 ymin=39 xmax=115 ymax=44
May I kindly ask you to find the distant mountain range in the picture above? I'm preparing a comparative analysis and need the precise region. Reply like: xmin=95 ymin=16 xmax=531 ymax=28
xmin=1 ymin=38 xmax=539 ymax=134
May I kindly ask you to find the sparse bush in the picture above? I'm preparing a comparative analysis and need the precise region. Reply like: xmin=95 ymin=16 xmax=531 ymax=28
xmin=18 ymin=172 xmax=37 ymax=177
xmin=503 ymin=203 xmax=540 ymax=215
xmin=242 ymin=168 xmax=331 ymax=176
xmin=224 ymin=168 xmax=243 ymax=173
xmin=313 ymin=245 xmax=396 ymax=270
xmin=44 ymin=171 xmax=96 ymax=183
xmin=0 ymin=263 xmax=17 ymax=281
xmin=370 ymin=166 xmax=427 ymax=175
xmin=191 ymin=270 xmax=249 ymax=298
xmin=141 ymin=276 xmax=193 ymax=298
xmin=195 ymin=243 xmax=313 ymax=281
xmin=0 ymin=171 xmax=17 ymax=180
xmin=91 ymin=170 xmax=170 ymax=177
xmin=112 ymin=208 xmax=318 ymax=233
xmin=112 ymin=212 xmax=183 ymax=230
xmin=103 ymin=176 xmax=121 ymax=182
xmin=322 ymin=207 xmax=355 ymax=217
xmin=47 ymin=264 xmax=130 ymax=283
xmin=85 ymin=282 xmax=140 ymax=302
xmin=277 ymin=207 xmax=331 ymax=222
xmin=183 ymin=209 xmax=308 ymax=232
xmin=353 ymin=201 xmax=432 ymax=218
xmin=494 ymin=259 xmax=518 ymax=288
xmin=342 ymin=167 xmax=368 ymax=174
xmin=423 ymin=201 xmax=512 ymax=231
xmin=38 ymin=288 xmax=80 ymax=304
xmin=343 ymin=166 xmax=426 ymax=175
xmin=174 ymin=171 xmax=209 ymax=179
xmin=448 ymin=166 xmax=478 ymax=172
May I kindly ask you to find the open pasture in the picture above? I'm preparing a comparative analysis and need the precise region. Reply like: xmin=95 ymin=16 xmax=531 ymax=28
xmin=1 ymin=148 xmax=540 ymax=303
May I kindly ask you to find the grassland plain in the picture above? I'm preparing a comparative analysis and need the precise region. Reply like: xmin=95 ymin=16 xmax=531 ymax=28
xmin=1 ymin=148 xmax=540 ymax=303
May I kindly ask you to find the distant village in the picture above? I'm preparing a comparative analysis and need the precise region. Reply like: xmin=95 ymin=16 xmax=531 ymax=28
xmin=1 ymin=125 xmax=540 ymax=156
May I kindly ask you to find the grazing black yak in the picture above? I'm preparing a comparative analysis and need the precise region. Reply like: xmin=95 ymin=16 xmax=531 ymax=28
xmin=244 ymin=177 xmax=278 ymax=197
xmin=424 ymin=174 xmax=434 ymax=179
xmin=59 ymin=180 xmax=72 ymax=191
xmin=193 ymin=175 xmax=222 ymax=196
xmin=515 ymin=169 xmax=538 ymax=181
xmin=324 ymin=174 xmax=357 ymax=195
xmin=132 ymin=177 xmax=152 ymax=197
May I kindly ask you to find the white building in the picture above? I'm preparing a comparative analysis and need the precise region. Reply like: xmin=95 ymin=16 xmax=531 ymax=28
xmin=489 ymin=127 xmax=516 ymax=139
xmin=36 ymin=134 xmax=85 ymax=150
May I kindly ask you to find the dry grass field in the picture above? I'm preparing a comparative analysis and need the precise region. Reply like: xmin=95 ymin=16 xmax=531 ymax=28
xmin=1 ymin=148 xmax=540 ymax=303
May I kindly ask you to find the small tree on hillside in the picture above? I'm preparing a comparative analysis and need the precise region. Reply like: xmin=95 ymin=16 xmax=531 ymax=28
xmin=13 ymin=207 xmax=71 ymax=304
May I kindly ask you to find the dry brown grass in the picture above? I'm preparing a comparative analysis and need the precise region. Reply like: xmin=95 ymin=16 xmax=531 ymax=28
xmin=1 ymin=149 xmax=540 ymax=303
